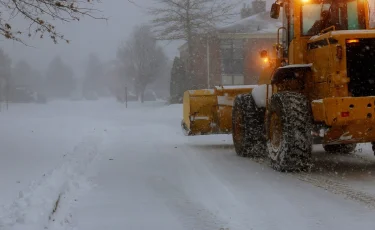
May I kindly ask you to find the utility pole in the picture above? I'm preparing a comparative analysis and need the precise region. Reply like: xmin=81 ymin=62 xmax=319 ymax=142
xmin=6 ymin=80 xmax=8 ymax=110
xmin=125 ymin=86 xmax=128 ymax=108
xmin=206 ymin=37 xmax=210 ymax=88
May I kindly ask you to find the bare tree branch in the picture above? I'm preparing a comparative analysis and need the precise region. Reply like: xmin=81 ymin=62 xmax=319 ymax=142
xmin=149 ymin=0 xmax=241 ymax=41
xmin=117 ymin=25 xmax=167 ymax=102
xmin=0 ymin=0 xmax=106 ymax=44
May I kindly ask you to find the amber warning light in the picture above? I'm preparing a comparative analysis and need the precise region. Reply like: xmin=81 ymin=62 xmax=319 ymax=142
xmin=347 ymin=39 xmax=359 ymax=43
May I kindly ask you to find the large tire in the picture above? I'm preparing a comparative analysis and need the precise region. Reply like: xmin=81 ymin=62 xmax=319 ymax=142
xmin=232 ymin=94 xmax=266 ymax=157
xmin=323 ymin=143 xmax=357 ymax=154
xmin=267 ymin=92 xmax=313 ymax=172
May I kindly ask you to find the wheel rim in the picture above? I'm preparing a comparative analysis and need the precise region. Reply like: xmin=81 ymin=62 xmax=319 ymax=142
xmin=233 ymin=110 xmax=243 ymax=144
xmin=270 ymin=112 xmax=282 ymax=150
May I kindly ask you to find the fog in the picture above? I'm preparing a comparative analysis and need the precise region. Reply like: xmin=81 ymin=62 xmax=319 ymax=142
xmin=3 ymin=0 xmax=182 ymax=78
xmin=2 ymin=0 xmax=275 ymax=75
xmin=2 ymin=0 xmax=277 ymax=102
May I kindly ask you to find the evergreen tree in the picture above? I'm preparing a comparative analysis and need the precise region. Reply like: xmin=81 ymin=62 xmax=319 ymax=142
xmin=170 ymin=57 xmax=186 ymax=103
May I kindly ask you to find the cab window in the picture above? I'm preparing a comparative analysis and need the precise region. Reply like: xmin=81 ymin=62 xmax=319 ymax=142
xmin=301 ymin=0 xmax=366 ymax=36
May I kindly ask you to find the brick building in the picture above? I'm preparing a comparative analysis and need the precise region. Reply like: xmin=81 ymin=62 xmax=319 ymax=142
xmin=179 ymin=1 xmax=282 ymax=88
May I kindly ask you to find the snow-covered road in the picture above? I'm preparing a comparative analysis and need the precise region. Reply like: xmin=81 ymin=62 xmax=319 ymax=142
xmin=1 ymin=99 xmax=375 ymax=230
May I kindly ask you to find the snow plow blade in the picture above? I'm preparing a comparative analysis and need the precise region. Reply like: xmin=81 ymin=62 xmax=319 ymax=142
xmin=181 ymin=85 xmax=256 ymax=136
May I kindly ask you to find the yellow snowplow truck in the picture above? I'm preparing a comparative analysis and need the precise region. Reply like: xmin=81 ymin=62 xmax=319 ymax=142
xmin=182 ymin=0 xmax=375 ymax=171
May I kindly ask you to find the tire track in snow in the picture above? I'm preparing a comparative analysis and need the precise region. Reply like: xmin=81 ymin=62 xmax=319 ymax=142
xmin=0 ymin=135 xmax=103 ymax=230
xmin=149 ymin=177 xmax=230 ymax=230
xmin=296 ymin=173 xmax=375 ymax=209
xmin=147 ymin=143 xmax=229 ymax=230
xmin=250 ymin=157 xmax=375 ymax=209
xmin=175 ymin=144 xmax=257 ymax=230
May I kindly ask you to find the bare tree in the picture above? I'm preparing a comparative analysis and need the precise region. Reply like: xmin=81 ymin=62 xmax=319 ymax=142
xmin=150 ymin=0 xmax=238 ymax=40
xmin=149 ymin=0 xmax=239 ymax=88
xmin=117 ymin=25 xmax=167 ymax=103
xmin=0 ymin=0 xmax=104 ymax=43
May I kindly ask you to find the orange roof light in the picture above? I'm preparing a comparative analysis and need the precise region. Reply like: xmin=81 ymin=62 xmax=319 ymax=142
xmin=347 ymin=39 xmax=359 ymax=43
xmin=302 ymin=0 xmax=310 ymax=3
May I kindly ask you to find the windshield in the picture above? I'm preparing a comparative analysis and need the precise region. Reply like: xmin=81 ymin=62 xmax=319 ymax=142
xmin=302 ymin=0 xmax=366 ymax=36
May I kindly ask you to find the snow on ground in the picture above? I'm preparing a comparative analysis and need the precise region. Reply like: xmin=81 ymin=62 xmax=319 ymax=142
xmin=1 ymin=99 xmax=375 ymax=230
xmin=0 ymin=99 xmax=160 ymax=230
xmin=0 ymin=101 xmax=107 ymax=205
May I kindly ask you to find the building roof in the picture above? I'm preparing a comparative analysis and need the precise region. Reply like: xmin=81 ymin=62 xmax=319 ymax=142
xmin=177 ymin=11 xmax=282 ymax=52
xmin=217 ymin=11 xmax=282 ymax=34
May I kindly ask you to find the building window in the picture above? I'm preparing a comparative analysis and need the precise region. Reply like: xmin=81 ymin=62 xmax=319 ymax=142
xmin=222 ymin=75 xmax=233 ymax=85
xmin=222 ymin=75 xmax=244 ymax=85
xmin=220 ymin=39 xmax=244 ymax=85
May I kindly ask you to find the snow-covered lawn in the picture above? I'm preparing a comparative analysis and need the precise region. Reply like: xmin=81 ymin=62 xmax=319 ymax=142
xmin=0 ymin=102 xmax=107 ymax=205
xmin=1 ymin=99 xmax=375 ymax=230
xmin=0 ymin=99 xmax=167 ymax=230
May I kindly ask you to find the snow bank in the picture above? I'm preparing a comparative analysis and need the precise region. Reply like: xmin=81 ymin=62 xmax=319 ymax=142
xmin=0 ymin=100 xmax=117 ymax=205
xmin=251 ymin=85 xmax=267 ymax=108
xmin=0 ymin=99 xmax=175 ymax=230
xmin=0 ymin=135 xmax=102 ymax=230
